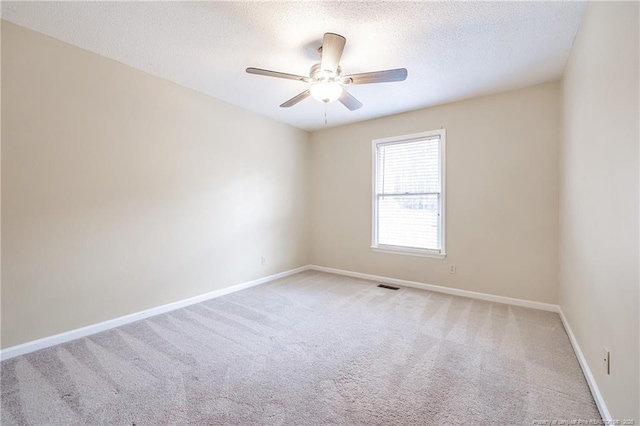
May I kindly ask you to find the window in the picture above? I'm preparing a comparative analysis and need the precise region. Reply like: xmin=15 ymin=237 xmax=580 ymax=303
xmin=372 ymin=129 xmax=446 ymax=258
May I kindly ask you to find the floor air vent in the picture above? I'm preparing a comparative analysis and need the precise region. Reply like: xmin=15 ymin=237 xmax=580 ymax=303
xmin=377 ymin=284 xmax=400 ymax=290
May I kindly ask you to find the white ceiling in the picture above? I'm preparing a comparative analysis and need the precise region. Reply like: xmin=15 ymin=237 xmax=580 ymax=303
xmin=2 ymin=1 xmax=586 ymax=131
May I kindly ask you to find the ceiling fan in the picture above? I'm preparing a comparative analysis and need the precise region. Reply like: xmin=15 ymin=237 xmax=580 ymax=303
xmin=246 ymin=33 xmax=408 ymax=111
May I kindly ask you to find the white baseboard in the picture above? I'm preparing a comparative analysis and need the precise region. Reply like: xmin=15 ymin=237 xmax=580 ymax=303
xmin=0 ymin=265 xmax=310 ymax=361
xmin=558 ymin=308 xmax=611 ymax=422
xmin=308 ymin=265 xmax=559 ymax=312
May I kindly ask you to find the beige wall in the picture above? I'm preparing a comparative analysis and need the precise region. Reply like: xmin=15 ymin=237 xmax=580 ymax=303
xmin=559 ymin=2 xmax=639 ymax=421
xmin=1 ymin=22 xmax=309 ymax=348
xmin=309 ymin=82 xmax=561 ymax=304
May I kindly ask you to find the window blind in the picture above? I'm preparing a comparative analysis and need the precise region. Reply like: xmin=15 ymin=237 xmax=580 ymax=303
xmin=375 ymin=136 xmax=442 ymax=251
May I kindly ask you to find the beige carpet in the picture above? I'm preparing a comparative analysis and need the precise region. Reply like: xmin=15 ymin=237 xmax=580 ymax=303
xmin=1 ymin=271 xmax=600 ymax=425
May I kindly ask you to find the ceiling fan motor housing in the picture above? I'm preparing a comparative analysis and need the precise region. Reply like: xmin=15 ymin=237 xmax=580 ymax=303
xmin=310 ymin=63 xmax=342 ymax=83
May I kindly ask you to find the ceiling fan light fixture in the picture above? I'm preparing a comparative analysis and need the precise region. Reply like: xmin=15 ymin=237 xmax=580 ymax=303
xmin=246 ymin=32 xmax=406 ymax=111
xmin=309 ymin=82 xmax=342 ymax=103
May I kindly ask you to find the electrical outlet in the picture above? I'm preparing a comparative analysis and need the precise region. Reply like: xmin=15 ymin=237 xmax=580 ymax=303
xmin=449 ymin=265 xmax=456 ymax=274
xmin=261 ymin=256 xmax=266 ymax=265
xmin=603 ymin=348 xmax=610 ymax=375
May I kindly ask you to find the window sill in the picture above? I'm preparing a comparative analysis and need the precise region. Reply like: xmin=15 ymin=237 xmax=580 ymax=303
xmin=370 ymin=246 xmax=447 ymax=259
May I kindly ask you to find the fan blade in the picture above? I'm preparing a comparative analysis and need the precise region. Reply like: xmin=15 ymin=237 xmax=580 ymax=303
xmin=338 ymin=89 xmax=362 ymax=111
xmin=280 ymin=90 xmax=311 ymax=108
xmin=246 ymin=67 xmax=309 ymax=82
xmin=320 ymin=33 xmax=346 ymax=73
xmin=343 ymin=68 xmax=408 ymax=85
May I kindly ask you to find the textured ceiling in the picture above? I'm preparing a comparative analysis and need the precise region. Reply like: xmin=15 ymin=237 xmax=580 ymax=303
xmin=2 ymin=1 xmax=586 ymax=131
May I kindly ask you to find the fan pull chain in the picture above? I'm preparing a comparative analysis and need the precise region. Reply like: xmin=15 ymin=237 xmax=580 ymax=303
xmin=324 ymin=103 xmax=328 ymax=126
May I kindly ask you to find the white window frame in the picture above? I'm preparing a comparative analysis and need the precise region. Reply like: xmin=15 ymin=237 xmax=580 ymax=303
xmin=371 ymin=129 xmax=446 ymax=259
